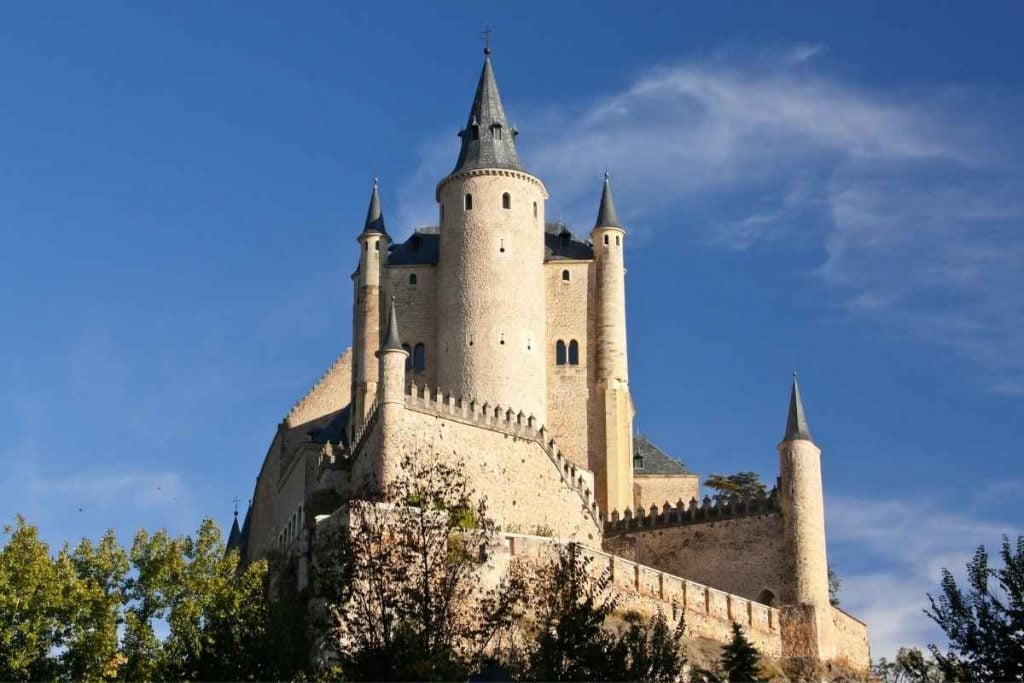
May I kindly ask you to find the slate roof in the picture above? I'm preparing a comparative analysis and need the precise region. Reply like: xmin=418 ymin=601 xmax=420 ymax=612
xmin=784 ymin=374 xmax=813 ymax=442
xmin=450 ymin=51 xmax=523 ymax=176
xmin=633 ymin=434 xmax=690 ymax=475
xmin=388 ymin=228 xmax=440 ymax=265
xmin=595 ymin=173 xmax=622 ymax=229
xmin=544 ymin=222 xmax=594 ymax=260
xmin=362 ymin=180 xmax=387 ymax=236
xmin=308 ymin=405 xmax=351 ymax=448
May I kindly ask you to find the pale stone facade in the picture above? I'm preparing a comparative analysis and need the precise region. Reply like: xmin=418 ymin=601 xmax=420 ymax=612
xmin=228 ymin=49 xmax=870 ymax=671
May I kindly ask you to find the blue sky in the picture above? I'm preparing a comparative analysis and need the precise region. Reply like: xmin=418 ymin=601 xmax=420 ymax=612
xmin=1 ymin=1 xmax=1021 ymax=658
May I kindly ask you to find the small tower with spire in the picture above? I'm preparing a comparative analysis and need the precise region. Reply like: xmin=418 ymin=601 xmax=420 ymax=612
xmin=351 ymin=179 xmax=390 ymax=440
xmin=591 ymin=172 xmax=634 ymax=514
xmin=777 ymin=373 xmax=836 ymax=659
xmin=372 ymin=298 xmax=409 ymax=488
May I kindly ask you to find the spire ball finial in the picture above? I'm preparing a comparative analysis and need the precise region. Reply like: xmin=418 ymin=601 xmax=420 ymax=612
xmin=481 ymin=24 xmax=494 ymax=55
xmin=373 ymin=176 xmax=378 ymax=187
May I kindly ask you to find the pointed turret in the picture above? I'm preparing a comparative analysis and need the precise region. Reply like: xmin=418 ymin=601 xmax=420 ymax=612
xmin=362 ymin=178 xmax=387 ymax=235
xmin=594 ymin=172 xmax=622 ymax=229
xmin=226 ymin=512 xmax=242 ymax=553
xmin=450 ymin=49 xmax=522 ymax=175
xmin=784 ymin=373 xmax=813 ymax=442
xmin=382 ymin=297 xmax=403 ymax=351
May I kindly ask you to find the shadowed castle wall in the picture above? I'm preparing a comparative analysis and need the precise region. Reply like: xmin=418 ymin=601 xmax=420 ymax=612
xmin=633 ymin=474 xmax=700 ymax=510
xmin=436 ymin=170 xmax=549 ymax=423
xmin=603 ymin=512 xmax=793 ymax=606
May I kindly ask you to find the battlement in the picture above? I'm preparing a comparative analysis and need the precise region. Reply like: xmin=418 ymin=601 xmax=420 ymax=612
xmin=500 ymin=533 xmax=782 ymax=657
xmin=284 ymin=350 xmax=351 ymax=428
xmin=604 ymin=489 xmax=781 ymax=537
xmin=404 ymin=382 xmax=602 ymax=526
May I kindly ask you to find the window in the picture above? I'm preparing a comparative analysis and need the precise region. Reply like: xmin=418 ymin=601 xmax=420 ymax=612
xmin=758 ymin=589 xmax=776 ymax=607
xmin=568 ymin=340 xmax=580 ymax=365
xmin=502 ymin=192 xmax=511 ymax=209
xmin=471 ymin=125 xmax=479 ymax=140
xmin=413 ymin=343 xmax=425 ymax=372
xmin=403 ymin=343 xmax=412 ymax=371
xmin=374 ymin=240 xmax=379 ymax=250
xmin=603 ymin=234 xmax=609 ymax=245
xmin=555 ymin=340 xmax=567 ymax=365
xmin=465 ymin=193 xmax=473 ymax=210
xmin=561 ymin=269 xmax=570 ymax=282
xmin=409 ymin=273 xmax=418 ymax=285
xmin=533 ymin=201 xmax=538 ymax=218
xmin=616 ymin=235 xmax=621 ymax=246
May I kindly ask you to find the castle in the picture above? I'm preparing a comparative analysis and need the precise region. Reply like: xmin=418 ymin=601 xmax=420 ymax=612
xmin=228 ymin=48 xmax=870 ymax=669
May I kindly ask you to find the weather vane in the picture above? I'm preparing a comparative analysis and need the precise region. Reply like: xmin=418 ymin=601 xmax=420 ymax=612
xmin=481 ymin=24 xmax=494 ymax=54
xmin=232 ymin=495 xmax=241 ymax=515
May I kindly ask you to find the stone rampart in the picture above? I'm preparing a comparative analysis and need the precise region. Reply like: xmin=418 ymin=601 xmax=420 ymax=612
xmin=402 ymin=382 xmax=601 ymax=527
xmin=604 ymin=489 xmax=781 ymax=536
xmin=499 ymin=534 xmax=782 ymax=658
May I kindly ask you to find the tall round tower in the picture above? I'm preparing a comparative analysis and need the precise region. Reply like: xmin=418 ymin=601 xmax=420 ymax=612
xmin=778 ymin=375 xmax=835 ymax=658
xmin=350 ymin=180 xmax=389 ymax=439
xmin=590 ymin=174 xmax=634 ymax=514
xmin=436 ymin=49 xmax=549 ymax=422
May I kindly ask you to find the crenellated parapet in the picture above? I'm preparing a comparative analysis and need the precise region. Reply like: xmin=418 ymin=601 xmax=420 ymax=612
xmin=404 ymin=382 xmax=602 ymax=526
xmin=604 ymin=488 xmax=781 ymax=537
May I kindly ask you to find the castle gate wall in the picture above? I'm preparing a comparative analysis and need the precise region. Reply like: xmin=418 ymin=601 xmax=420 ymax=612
xmin=603 ymin=512 xmax=793 ymax=606
xmin=544 ymin=260 xmax=595 ymax=471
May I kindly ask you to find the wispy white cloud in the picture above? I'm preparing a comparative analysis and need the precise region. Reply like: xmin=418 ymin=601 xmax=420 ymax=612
xmin=27 ymin=470 xmax=185 ymax=510
xmin=828 ymin=494 xmax=1020 ymax=659
xmin=398 ymin=46 xmax=1024 ymax=393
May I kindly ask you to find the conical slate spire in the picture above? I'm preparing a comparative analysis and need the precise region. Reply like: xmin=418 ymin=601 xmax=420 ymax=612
xmin=362 ymin=178 xmax=387 ymax=235
xmin=382 ymin=298 xmax=404 ymax=351
xmin=784 ymin=373 xmax=814 ymax=442
xmin=594 ymin=171 xmax=622 ymax=229
xmin=450 ymin=50 xmax=522 ymax=175
xmin=226 ymin=513 xmax=242 ymax=552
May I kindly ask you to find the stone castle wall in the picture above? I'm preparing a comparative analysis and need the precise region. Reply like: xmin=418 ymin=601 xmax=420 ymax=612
xmin=633 ymin=474 xmax=701 ymax=511
xmin=384 ymin=263 xmax=439 ymax=389
xmin=604 ymin=510 xmax=793 ymax=606
xmin=355 ymin=382 xmax=603 ymax=543
xmin=544 ymin=260 xmax=597 ymax=471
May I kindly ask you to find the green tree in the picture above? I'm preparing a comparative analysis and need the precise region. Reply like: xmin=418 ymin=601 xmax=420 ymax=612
xmin=703 ymin=472 xmax=766 ymax=502
xmin=0 ymin=516 xmax=68 ymax=680
xmin=608 ymin=608 xmax=687 ymax=683
xmin=926 ymin=535 xmax=1024 ymax=681
xmin=828 ymin=564 xmax=842 ymax=606
xmin=719 ymin=621 xmax=761 ymax=682
xmin=872 ymin=647 xmax=942 ymax=683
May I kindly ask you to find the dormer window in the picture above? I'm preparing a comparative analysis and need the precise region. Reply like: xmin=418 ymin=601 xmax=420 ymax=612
xmin=492 ymin=122 xmax=503 ymax=140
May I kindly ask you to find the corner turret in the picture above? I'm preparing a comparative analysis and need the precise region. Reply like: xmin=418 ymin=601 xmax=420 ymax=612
xmin=590 ymin=172 xmax=634 ymax=515
xmin=777 ymin=373 xmax=835 ymax=659
xmin=350 ymin=179 xmax=391 ymax=440
xmin=374 ymin=299 xmax=410 ymax=487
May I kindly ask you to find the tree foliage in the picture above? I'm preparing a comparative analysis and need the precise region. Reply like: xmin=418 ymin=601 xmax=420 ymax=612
xmin=872 ymin=647 xmax=943 ymax=683
xmin=703 ymin=472 xmax=766 ymax=502
xmin=718 ymin=621 xmax=762 ymax=682
xmin=925 ymin=535 xmax=1024 ymax=681
xmin=0 ymin=514 xmax=307 ymax=682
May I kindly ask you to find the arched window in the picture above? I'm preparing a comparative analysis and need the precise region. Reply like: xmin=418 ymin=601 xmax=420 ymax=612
xmin=555 ymin=340 xmax=567 ymax=365
xmin=502 ymin=192 xmax=511 ymax=209
xmin=758 ymin=589 xmax=776 ymax=607
xmin=413 ymin=344 xmax=426 ymax=372
xmin=374 ymin=240 xmax=379 ymax=250
xmin=561 ymin=269 xmax=570 ymax=282
xmin=568 ymin=340 xmax=580 ymax=365
xmin=409 ymin=273 xmax=418 ymax=285
xmin=402 ymin=343 xmax=412 ymax=371
xmin=465 ymin=193 xmax=473 ymax=210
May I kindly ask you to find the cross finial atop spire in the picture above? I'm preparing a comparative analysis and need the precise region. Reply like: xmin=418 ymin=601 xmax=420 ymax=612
xmin=481 ymin=24 xmax=494 ymax=55
xmin=231 ymin=495 xmax=241 ymax=516
xmin=783 ymin=372 xmax=814 ymax=442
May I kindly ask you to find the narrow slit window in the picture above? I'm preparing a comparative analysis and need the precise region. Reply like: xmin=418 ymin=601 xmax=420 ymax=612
xmin=413 ymin=343 xmax=426 ymax=372
xmin=502 ymin=192 xmax=511 ymax=209
xmin=568 ymin=340 xmax=580 ymax=365
xmin=604 ymin=234 xmax=609 ymax=245
xmin=533 ymin=201 xmax=538 ymax=218
xmin=616 ymin=235 xmax=621 ymax=246
xmin=555 ymin=340 xmax=567 ymax=365
xmin=465 ymin=193 xmax=473 ymax=210
xmin=561 ymin=269 xmax=570 ymax=282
